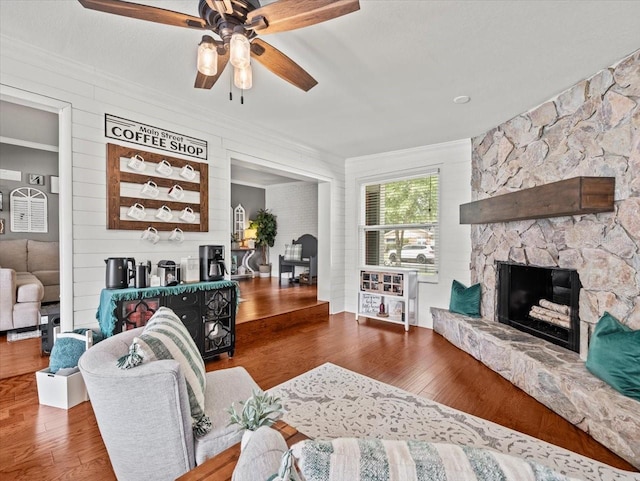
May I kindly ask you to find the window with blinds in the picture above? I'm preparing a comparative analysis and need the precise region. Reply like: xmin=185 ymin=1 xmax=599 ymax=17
xmin=360 ymin=170 xmax=439 ymax=275
xmin=10 ymin=187 xmax=48 ymax=233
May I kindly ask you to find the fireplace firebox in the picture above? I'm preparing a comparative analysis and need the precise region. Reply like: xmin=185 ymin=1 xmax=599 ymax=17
xmin=497 ymin=262 xmax=581 ymax=352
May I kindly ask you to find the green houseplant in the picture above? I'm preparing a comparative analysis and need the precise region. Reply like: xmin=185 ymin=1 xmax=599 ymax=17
xmin=253 ymin=208 xmax=277 ymax=277
xmin=227 ymin=389 xmax=283 ymax=450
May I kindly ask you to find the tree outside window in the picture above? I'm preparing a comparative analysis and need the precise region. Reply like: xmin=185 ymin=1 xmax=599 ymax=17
xmin=361 ymin=172 xmax=439 ymax=275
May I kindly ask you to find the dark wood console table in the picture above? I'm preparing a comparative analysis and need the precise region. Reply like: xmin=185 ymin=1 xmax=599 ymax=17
xmin=177 ymin=421 xmax=307 ymax=481
xmin=96 ymin=281 xmax=239 ymax=359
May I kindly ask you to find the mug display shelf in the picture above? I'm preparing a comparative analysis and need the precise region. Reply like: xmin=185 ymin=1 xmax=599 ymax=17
xmin=356 ymin=267 xmax=418 ymax=331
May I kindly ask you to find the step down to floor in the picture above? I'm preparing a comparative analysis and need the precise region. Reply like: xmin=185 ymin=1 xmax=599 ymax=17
xmin=236 ymin=302 xmax=329 ymax=346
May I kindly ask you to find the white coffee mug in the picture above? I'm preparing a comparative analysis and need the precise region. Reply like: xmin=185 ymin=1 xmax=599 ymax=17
xmin=179 ymin=206 xmax=196 ymax=223
xmin=141 ymin=226 xmax=160 ymax=244
xmin=168 ymin=227 xmax=184 ymax=243
xmin=155 ymin=205 xmax=173 ymax=222
xmin=140 ymin=180 xmax=159 ymax=198
xmin=179 ymin=164 xmax=196 ymax=181
xmin=168 ymin=184 xmax=185 ymax=201
xmin=156 ymin=159 xmax=172 ymax=176
xmin=127 ymin=203 xmax=146 ymax=220
xmin=127 ymin=154 xmax=145 ymax=172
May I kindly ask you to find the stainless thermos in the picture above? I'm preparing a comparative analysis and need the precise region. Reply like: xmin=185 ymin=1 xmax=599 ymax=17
xmin=135 ymin=261 xmax=152 ymax=288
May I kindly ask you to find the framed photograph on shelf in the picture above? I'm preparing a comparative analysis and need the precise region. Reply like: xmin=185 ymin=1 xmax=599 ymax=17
xmin=389 ymin=300 xmax=404 ymax=318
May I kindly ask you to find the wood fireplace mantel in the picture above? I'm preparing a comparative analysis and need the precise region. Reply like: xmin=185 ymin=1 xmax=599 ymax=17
xmin=460 ymin=177 xmax=615 ymax=224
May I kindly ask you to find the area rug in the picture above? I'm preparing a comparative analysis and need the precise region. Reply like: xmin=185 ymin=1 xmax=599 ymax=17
xmin=269 ymin=363 xmax=638 ymax=481
xmin=7 ymin=329 xmax=41 ymax=342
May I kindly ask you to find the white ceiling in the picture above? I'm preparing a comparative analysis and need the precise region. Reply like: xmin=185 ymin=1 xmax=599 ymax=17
xmin=0 ymin=0 xmax=639 ymax=161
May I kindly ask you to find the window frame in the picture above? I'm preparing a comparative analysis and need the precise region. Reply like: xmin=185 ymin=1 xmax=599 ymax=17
xmin=358 ymin=168 xmax=441 ymax=283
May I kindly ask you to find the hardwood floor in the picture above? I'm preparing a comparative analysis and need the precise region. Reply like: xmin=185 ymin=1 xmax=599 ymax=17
xmin=0 ymin=279 xmax=636 ymax=480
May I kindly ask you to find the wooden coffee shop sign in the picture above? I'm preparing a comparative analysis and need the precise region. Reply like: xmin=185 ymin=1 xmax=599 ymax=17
xmin=105 ymin=114 xmax=208 ymax=160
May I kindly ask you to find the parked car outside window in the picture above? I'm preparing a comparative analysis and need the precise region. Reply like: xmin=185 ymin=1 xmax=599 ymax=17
xmin=387 ymin=244 xmax=434 ymax=264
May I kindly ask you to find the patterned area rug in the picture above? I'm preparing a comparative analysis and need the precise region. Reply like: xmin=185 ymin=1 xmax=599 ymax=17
xmin=270 ymin=363 xmax=638 ymax=481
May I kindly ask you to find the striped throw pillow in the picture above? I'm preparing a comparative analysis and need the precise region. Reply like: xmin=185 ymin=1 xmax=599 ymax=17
xmin=117 ymin=307 xmax=211 ymax=437
xmin=281 ymin=439 xmax=583 ymax=481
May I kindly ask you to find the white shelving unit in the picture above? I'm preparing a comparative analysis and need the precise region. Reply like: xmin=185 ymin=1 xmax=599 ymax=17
xmin=356 ymin=267 xmax=418 ymax=331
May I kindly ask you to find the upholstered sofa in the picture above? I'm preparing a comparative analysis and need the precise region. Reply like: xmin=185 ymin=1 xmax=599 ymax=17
xmin=0 ymin=239 xmax=59 ymax=331
xmin=78 ymin=327 xmax=260 ymax=481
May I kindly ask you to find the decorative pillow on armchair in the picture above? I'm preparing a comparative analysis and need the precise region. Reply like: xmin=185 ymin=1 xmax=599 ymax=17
xmin=117 ymin=307 xmax=211 ymax=436
xmin=278 ymin=439 xmax=583 ymax=481
xmin=449 ymin=280 xmax=481 ymax=318
xmin=284 ymin=244 xmax=302 ymax=261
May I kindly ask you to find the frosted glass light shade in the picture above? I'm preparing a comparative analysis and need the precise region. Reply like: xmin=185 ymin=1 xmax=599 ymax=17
xmin=234 ymin=64 xmax=253 ymax=90
xmin=229 ymin=33 xmax=250 ymax=69
xmin=197 ymin=37 xmax=218 ymax=76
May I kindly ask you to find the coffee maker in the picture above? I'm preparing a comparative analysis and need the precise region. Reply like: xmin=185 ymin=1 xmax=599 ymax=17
xmin=199 ymin=245 xmax=226 ymax=281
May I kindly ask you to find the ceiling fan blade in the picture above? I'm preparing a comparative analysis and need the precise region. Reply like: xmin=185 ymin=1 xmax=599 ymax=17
xmin=250 ymin=39 xmax=317 ymax=92
xmin=205 ymin=0 xmax=233 ymax=17
xmin=78 ymin=0 xmax=207 ymax=29
xmin=194 ymin=50 xmax=230 ymax=89
xmin=247 ymin=0 xmax=360 ymax=35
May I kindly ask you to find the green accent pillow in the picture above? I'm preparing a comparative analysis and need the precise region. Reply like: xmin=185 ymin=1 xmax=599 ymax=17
xmin=49 ymin=337 xmax=86 ymax=374
xmin=449 ymin=280 xmax=481 ymax=317
xmin=585 ymin=312 xmax=640 ymax=401
xmin=117 ymin=307 xmax=212 ymax=436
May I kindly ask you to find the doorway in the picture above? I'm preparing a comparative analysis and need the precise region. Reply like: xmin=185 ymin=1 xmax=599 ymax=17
xmin=0 ymin=85 xmax=73 ymax=333
xmin=229 ymin=153 xmax=329 ymax=312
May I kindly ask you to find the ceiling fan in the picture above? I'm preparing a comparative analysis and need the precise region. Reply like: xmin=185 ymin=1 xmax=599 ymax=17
xmin=77 ymin=0 xmax=360 ymax=94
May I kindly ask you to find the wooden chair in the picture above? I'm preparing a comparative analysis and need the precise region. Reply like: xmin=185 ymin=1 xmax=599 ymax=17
xmin=278 ymin=234 xmax=318 ymax=285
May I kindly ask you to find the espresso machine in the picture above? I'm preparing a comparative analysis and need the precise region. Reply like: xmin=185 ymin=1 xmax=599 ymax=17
xmin=200 ymin=245 xmax=226 ymax=281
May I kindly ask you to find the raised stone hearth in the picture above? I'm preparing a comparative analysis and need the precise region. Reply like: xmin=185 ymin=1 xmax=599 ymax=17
xmin=432 ymin=308 xmax=640 ymax=468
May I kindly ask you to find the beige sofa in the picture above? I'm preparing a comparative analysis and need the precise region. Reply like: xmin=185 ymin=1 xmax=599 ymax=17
xmin=0 ymin=239 xmax=59 ymax=331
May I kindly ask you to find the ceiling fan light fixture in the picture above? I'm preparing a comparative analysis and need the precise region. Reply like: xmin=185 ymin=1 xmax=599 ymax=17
xmin=229 ymin=33 xmax=251 ymax=69
xmin=197 ymin=35 xmax=218 ymax=76
xmin=234 ymin=64 xmax=253 ymax=90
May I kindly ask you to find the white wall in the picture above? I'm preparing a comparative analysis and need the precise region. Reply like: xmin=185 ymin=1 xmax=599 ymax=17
xmin=344 ymin=139 xmax=472 ymax=328
xmin=266 ymin=181 xmax=318 ymax=277
xmin=1 ymin=36 xmax=346 ymax=327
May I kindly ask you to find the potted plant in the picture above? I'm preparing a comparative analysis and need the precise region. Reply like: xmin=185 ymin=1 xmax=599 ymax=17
xmin=253 ymin=208 xmax=277 ymax=277
xmin=227 ymin=389 xmax=283 ymax=450
xmin=231 ymin=232 xmax=240 ymax=250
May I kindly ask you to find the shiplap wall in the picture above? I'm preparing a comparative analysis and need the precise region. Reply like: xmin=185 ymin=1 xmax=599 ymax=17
xmin=344 ymin=139 xmax=472 ymax=328
xmin=1 ymin=36 xmax=346 ymax=327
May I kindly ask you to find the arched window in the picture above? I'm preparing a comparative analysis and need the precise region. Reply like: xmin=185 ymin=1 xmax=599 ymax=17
xmin=233 ymin=204 xmax=246 ymax=240
xmin=10 ymin=187 xmax=48 ymax=233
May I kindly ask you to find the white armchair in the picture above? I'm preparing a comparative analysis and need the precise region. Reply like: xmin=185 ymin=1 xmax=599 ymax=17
xmin=78 ymin=327 xmax=260 ymax=481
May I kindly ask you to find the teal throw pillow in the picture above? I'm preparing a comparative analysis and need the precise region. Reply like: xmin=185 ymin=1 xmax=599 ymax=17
xmin=449 ymin=280 xmax=481 ymax=317
xmin=585 ymin=312 xmax=640 ymax=401
xmin=49 ymin=337 xmax=87 ymax=374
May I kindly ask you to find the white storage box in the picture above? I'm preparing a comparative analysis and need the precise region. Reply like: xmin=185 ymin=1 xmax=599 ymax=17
xmin=36 ymin=368 xmax=88 ymax=409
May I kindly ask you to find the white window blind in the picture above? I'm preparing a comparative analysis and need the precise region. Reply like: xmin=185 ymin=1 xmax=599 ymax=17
xmin=10 ymin=187 xmax=48 ymax=233
xmin=360 ymin=170 xmax=439 ymax=275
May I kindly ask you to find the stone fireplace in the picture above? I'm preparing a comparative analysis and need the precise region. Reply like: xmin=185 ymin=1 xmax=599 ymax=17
xmin=470 ymin=50 xmax=639 ymax=357
xmin=496 ymin=262 xmax=581 ymax=352
xmin=433 ymin=50 xmax=640 ymax=467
